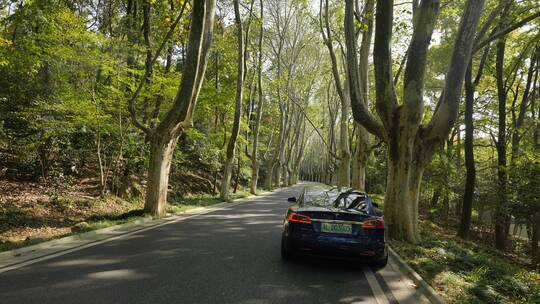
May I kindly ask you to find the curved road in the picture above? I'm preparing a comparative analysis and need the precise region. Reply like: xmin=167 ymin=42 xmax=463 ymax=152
xmin=0 ymin=184 xmax=410 ymax=304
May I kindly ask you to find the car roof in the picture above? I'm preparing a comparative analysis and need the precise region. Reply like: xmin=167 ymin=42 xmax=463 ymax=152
xmin=303 ymin=185 xmax=367 ymax=196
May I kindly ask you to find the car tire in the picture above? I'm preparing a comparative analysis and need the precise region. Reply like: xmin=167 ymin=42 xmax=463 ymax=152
xmin=370 ymin=254 xmax=388 ymax=269
xmin=281 ymin=235 xmax=291 ymax=260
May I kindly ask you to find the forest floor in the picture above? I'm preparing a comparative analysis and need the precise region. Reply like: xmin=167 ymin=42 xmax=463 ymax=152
xmin=391 ymin=219 xmax=540 ymax=303
xmin=0 ymin=179 xmax=250 ymax=252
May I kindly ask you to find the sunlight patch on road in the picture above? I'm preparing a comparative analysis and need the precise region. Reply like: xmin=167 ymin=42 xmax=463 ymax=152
xmin=338 ymin=295 xmax=370 ymax=303
xmin=258 ymin=283 xmax=308 ymax=298
xmin=47 ymin=258 xmax=123 ymax=267
xmin=244 ymin=220 xmax=281 ymax=225
xmin=203 ymin=213 xmax=279 ymax=219
xmin=86 ymin=268 xmax=151 ymax=280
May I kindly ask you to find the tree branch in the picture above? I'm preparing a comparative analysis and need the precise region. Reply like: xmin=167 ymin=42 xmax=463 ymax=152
xmin=158 ymin=0 xmax=216 ymax=138
xmin=403 ymin=0 xmax=440 ymax=111
xmin=422 ymin=0 xmax=485 ymax=147
xmin=473 ymin=40 xmax=491 ymax=86
xmin=319 ymin=0 xmax=346 ymax=105
xmin=473 ymin=0 xmax=510 ymax=44
xmin=373 ymin=0 xmax=399 ymax=129
xmin=288 ymin=95 xmax=341 ymax=160
xmin=473 ymin=10 xmax=540 ymax=54
xmin=127 ymin=0 xmax=188 ymax=135
xmin=344 ymin=0 xmax=385 ymax=140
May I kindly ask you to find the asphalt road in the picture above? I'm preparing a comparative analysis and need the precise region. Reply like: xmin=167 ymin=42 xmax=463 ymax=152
xmin=0 ymin=184 xmax=388 ymax=304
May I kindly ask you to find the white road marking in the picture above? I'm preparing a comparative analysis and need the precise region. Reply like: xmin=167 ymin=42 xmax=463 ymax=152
xmin=364 ymin=267 xmax=390 ymax=304
xmin=378 ymin=257 xmax=431 ymax=303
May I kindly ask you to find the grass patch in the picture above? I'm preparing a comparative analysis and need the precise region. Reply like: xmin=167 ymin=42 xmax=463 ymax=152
xmin=0 ymin=237 xmax=54 ymax=252
xmin=167 ymin=190 xmax=251 ymax=213
xmin=391 ymin=220 xmax=540 ymax=303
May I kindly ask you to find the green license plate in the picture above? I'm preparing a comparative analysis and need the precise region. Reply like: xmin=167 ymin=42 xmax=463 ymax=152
xmin=321 ymin=222 xmax=352 ymax=234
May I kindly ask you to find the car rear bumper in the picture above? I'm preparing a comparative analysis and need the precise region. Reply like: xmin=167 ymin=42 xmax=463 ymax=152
xmin=284 ymin=233 xmax=387 ymax=261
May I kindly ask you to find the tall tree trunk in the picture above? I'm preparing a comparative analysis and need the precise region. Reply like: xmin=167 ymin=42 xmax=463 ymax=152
xmin=285 ymin=112 xmax=303 ymax=186
xmin=141 ymin=0 xmax=153 ymax=123
xmin=531 ymin=53 xmax=539 ymax=266
xmin=144 ymin=136 xmax=177 ymax=215
xmin=430 ymin=188 xmax=441 ymax=207
xmin=291 ymin=121 xmax=307 ymax=185
xmin=319 ymin=0 xmax=351 ymax=189
xmin=351 ymin=125 xmax=368 ymax=191
xmin=233 ymin=156 xmax=240 ymax=194
xmin=337 ymin=88 xmax=351 ymax=188
xmin=511 ymin=49 xmax=536 ymax=163
xmin=384 ymin=119 xmax=419 ymax=241
xmin=280 ymin=100 xmax=292 ymax=188
xmin=533 ymin=214 xmax=539 ymax=265
xmin=250 ymin=154 xmax=260 ymax=193
xmin=140 ymin=0 xmax=216 ymax=216
xmin=408 ymin=162 xmax=425 ymax=240
xmin=271 ymin=83 xmax=286 ymax=189
xmin=344 ymin=0 xmax=483 ymax=241
xmin=264 ymin=160 xmax=275 ymax=190
xmin=96 ymin=125 xmax=105 ymax=192
xmin=249 ymin=0 xmax=264 ymax=195
xmin=282 ymin=161 xmax=289 ymax=187
xmin=458 ymin=63 xmax=476 ymax=240
xmin=494 ymin=34 xmax=508 ymax=251
xmin=220 ymin=0 xmax=244 ymax=201
xmin=352 ymin=0 xmax=375 ymax=192
xmin=126 ymin=0 xmax=137 ymax=76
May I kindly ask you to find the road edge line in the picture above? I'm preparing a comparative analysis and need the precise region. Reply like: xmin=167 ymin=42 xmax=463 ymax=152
xmin=363 ymin=267 xmax=390 ymax=304
xmin=387 ymin=246 xmax=446 ymax=304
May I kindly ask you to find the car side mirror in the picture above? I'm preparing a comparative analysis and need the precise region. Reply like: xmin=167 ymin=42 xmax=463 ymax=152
xmin=372 ymin=202 xmax=380 ymax=208
xmin=287 ymin=197 xmax=297 ymax=203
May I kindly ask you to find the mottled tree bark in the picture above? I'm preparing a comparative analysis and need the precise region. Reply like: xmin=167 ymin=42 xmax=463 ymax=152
xmin=533 ymin=214 xmax=539 ymax=265
xmin=220 ymin=0 xmax=245 ymax=201
xmin=351 ymin=124 xmax=368 ymax=191
xmin=145 ymin=136 xmax=178 ymax=215
xmin=249 ymin=0 xmax=264 ymax=195
xmin=458 ymin=63 xmax=476 ymax=240
xmin=140 ymin=0 xmax=216 ymax=216
xmin=494 ymin=27 xmax=508 ymax=251
xmin=344 ymin=0 xmax=484 ymax=241
xmin=319 ymin=0 xmax=351 ymax=189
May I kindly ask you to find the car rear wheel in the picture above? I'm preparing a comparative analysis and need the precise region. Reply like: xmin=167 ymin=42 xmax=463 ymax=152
xmin=281 ymin=235 xmax=291 ymax=260
xmin=370 ymin=254 xmax=388 ymax=268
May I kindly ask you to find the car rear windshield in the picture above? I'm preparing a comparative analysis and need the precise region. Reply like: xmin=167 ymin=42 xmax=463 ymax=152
xmin=304 ymin=189 xmax=369 ymax=212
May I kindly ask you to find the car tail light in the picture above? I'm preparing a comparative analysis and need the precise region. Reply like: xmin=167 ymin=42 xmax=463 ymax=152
xmin=362 ymin=219 xmax=385 ymax=229
xmin=288 ymin=212 xmax=312 ymax=224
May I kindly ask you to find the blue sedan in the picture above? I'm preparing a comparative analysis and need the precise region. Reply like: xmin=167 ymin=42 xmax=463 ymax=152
xmin=280 ymin=185 xmax=388 ymax=267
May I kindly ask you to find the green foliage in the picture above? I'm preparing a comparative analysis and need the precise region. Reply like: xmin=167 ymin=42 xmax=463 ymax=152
xmin=392 ymin=221 xmax=540 ymax=303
